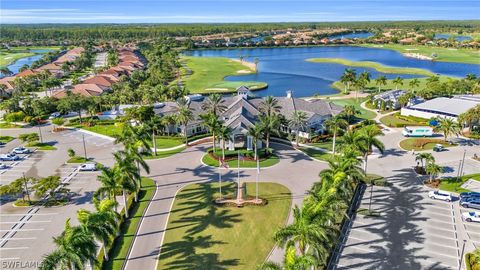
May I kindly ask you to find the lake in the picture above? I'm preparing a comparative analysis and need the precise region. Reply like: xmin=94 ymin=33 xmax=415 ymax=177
xmin=184 ymin=46 xmax=480 ymax=97
xmin=329 ymin=32 xmax=373 ymax=40
xmin=4 ymin=49 xmax=54 ymax=75
xmin=434 ymin=34 xmax=472 ymax=42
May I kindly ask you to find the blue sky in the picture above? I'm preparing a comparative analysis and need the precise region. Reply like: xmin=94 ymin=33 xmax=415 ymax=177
xmin=1 ymin=0 xmax=478 ymax=24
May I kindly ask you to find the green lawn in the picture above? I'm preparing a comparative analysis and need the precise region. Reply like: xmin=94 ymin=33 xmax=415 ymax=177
xmin=298 ymin=147 xmax=333 ymax=161
xmin=143 ymin=147 xmax=186 ymax=159
xmin=308 ymin=139 xmax=334 ymax=151
xmin=202 ymin=148 xmax=280 ymax=168
xmin=104 ymin=178 xmax=156 ymax=270
xmin=358 ymin=44 xmax=480 ymax=64
xmin=0 ymin=136 xmax=14 ymax=143
xmin=0 ymin=122 xmax=22 ymax=129
xmin=153 ymin=136 xmax=184 ymax=149
xmin=439 ymin=173 xmax=480 ymax=193
xmin=178 ymin=56 xmax=267 ymax=94
xmin=307 ymin=58 xmax=435 ymax=76
xmin=25 ymin=142 xmax=57 ymax=150
xmin=399 ymin=138 xmax=454 ymax=151
xmin=82 ymin=124 xmax=123 ymax=137
xmin=379 ymin=112 xmax=429 ymax=127
xmin=67 ymin=156 xmax=88 ymax=163
xmin=328 ymin=98 xmax=377 ymax=120
xmin=157 ymin=182 xmax=291 ymax=270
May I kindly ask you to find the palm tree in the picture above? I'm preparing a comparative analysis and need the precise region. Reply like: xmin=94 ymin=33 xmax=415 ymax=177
xmin=259 ymin=114 xmax=280 ymax=149
xmin=77 ymin=199 xmax=119 ymax=261
xmin=409 ymin=78 xmax=420 ymax=93
xmin=465 ymin=73 xmax=477 ymax=81
xmin=325 ymin=116 xmax=349 ymax=155
xmin=342 ymin=105 xmax=359 ymax=124
xmin=259 ymin=96 xmax=282 ymax=117
xmin=217 ymin=125 xmax=232 ymax=160
xmin=113 ymin=152 xmax=138 ymax=217
xmin=392 ymin=76 xmax=404 ymax=90
xmin=176 ymin=102 xmax=194 ymax=146
xmin=201 ymin=94 xmax=226 ymax=116
xmin=200 ymin=113 xmax=222 ymax=153
xmin=146 ymin=116 xmax=163 ymax=156
xmin=247 ymin=124 xmax=264 ymax=160
xmin=289 ymin=111 xmax=308 ymax=147
xmin=356 ymin=125 xmax=385 ymax=174
xmin=435 ymin=117 xmax=460 ymax=141
xmin=258 ymin=245 xmax=315 ymax=270
xmin=40 ymin=219 xmax=97 ymax=270
xmin=358 ymin=71 xmax=371 ymax=92
xmin=375 ymin=75 xmax=387 ymax=93
xmin=340 ymin=68 xmax=357 ymax=93
xmin=96 ymin=166 xmax=122 ymax=210
xmin=426 ymin=162 xmax=444 ymax=184
xmin=415 ymin=152 xmax=435 ymax=170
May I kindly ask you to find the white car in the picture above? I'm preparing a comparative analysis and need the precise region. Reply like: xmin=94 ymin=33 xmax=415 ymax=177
xmin=12 ymin=147 xmax=30 ymax=154
xmin=0 ymin=163 xmax=8 ymax=169
xmin=429 ymin=190 xmax=452 ymax=202
xmin=0 ymin=153 xmax=20 ymax=161
xmin=48 ymin=112 xmax=61 ymax=119
xmin=462 ymin=212 xmax=480 ymax=223
xmin=78 ymin=163 xmax=96 ymax=171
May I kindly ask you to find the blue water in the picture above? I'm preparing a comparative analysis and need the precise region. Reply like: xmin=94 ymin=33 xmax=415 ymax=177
xmin=329 ymin=32 xmax=373 ymax=40
xmin=185 ymin=46 xmax=480 ymax=97
xmin=434 ymin=34 xmax=472 ymax=42
xmin=3 ymin=49 xmax=54 ymax=76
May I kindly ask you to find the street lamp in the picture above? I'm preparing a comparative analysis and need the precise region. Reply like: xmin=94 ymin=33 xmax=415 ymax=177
xmin=458 ymin=239 xmax=467 ymax=270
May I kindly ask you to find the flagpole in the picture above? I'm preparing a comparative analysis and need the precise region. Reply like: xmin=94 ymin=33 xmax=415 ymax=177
xmin=218 ymin=157 xmax=222 ymax=199
xmin=237 ymin=150 xmax=240 ymax=201
xmin=256 ymin=158 xmax=259 ymax=201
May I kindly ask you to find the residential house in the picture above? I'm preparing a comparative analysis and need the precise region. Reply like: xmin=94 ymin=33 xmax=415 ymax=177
xmin=373 ymin=89 xmax=406 ymax=110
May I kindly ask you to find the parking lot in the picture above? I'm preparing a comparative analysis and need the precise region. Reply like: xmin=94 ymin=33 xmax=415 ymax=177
xmin=0 ymin=127 xmax=117 ymax=268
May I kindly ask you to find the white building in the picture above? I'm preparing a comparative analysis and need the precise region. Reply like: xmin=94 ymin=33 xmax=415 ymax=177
xmin=401 ymin=95 xmax=480 ymax=121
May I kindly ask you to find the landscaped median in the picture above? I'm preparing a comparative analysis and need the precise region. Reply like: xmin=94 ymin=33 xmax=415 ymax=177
xmin=156 ymin=182 xmax=291 ymax=270
xmin=380 ymin=112 xmax=429 ymax=127
xmin=399 ymin=138 xmax=455 ymax=151
xmin=100 ymin=177 xmax=156 ymax=270
xmin=438 ymin=173 xmax=480 ymax=194
xmin=202 ymin=148 xmax=280 ymax=168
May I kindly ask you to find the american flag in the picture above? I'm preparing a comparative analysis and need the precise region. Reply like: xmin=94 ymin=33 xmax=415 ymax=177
xmin=220 ymin=158 xmax=229 ymax=168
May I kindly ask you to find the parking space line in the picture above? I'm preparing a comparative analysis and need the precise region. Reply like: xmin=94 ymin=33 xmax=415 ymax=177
xmin=0 ymin=213 xmax=57 ymax=216
xmin=0 ymin=228 xmax=44 ymax=232
xmin=0 ymin=247 xmax=29 ymax=250
xmin=0 ymin=220 xmax=51 ymax=224
xmin=0 ymin=237 xmax=36 ymax=241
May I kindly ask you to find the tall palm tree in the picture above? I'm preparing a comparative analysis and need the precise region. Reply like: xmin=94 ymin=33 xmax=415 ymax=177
xmin=340 ymin=68 xmax=357 ymax=93
xmin=435 ymin=117 xmax=460 ymax=141
xmin=217 ymin=125 xmax=232 ymax=160
xmin=426 ymin=162 xmax=444 ymax=184
xmin=40 ymin=219 xmax=97 ymax=270
xmin=113 ymin=152 xmax=138 ymax=217
xmin=342 ymin=105 xmax=358 ymax=124
xmin=356 ymin=125 xmax=385 ymax=174
xmin=409 ymin=78 xmax=420 ymax=93
xmin=415 ymin=152 xmax=435 ymax=170
xmin=392 ymin=76 xmax=404 ymax=90
xmin=259 ymin=96 xmax=282 ymax=117
xmin=201 ymin=94 xmax=226 ymax=116
xmin=146 ymin=115 xmax=163 ymax=156
xmin=259 ymin=114 xmax=280 ymax=149
xmin=289 ymin=111 xmax=308 ymax=147
xmin=325 ymin=116 xmax=349 ymax=155
xmin=200 ymin=113 xmax=222 ymax=153
xmin=258 ymin=245 xmax=315 ymax=270
xmin=247 ymin=124 xmax=264 ymax=160
xmin=77 ymin=199 xmax=119 ymax=261
xmin=375 ymin=75 xmax=387 ymax=93
xmin=176 ymin=103 xmax=194 ymax=146
xmin=96 ymin=166 xmax=121 ymax=207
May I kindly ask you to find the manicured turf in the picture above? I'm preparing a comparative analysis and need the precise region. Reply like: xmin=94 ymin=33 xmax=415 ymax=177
xmin=104 ymin=178 xmax=156 ymax=270
xmin=399 ymin=138 xmax=454 ymax=151
xmin=157 ymin=182 xmax=291 ymax=270
xmin=358 ymin=44 xmax=480 ymax=64
xmin=298 ymin=147 xmax=334 ymax=161
xmin=179 ymin=56 xmax=267 ymax=94
xmin=328 ymin=98 xmax=377 ymax=120
xmin=0 ymin=122 xmax=22 ymax=129
xmin=202 ymin=148 xmax=280 ymax=168
xmin=308 ymin=138 xmax=334 ymax=151
xmin=439 ymin=173 xmax=480 ymax=194
xmin=82 ymin=124 xmax=123 ymax=137
xmin=26 ymin=142 xmax=57 ymax=150
xmin=307 ymin=58 xmax=435 ymax=76
xmin=143 ymin=147 xmax=186 ymax=159
xmin=154 ymin=136 xmax=184 ymax=149
xmin=379 ymin=113 xmax=429 ymax=127
xmin=0 ymin=136 xmax=14 ymax=143
xmin=66 ymin=156 xmax=88 ymax=163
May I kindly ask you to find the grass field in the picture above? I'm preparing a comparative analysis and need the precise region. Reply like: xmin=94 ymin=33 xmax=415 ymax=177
xmin=66 ymin=156 xmax=88 ymax=163
xmin=202 ymin=149 xmax=280 ymax=168
xmin=104 ymin=178 xmax=156 ymax=270
xmin=143 ymin=147 xmax=186 ymax=159
xmin=439 ymin=173 xmax=480 ymax=194
xmin=379 ymin=113 xmax=429 ymax=127
xmin=26 ymin=142 xmax=57 ymax=150
xmin=358 ymin=44 xmax=480 ymax=64
xmin=154 ymin=136 xmax=184 ymax=149
xmin=179 ymin=56 xmax=267 ymax=94
xmin=307 ymin=58 xmax=435 ymax=76
xmin=82 ymin=124 xmax=122 ymax=137
xmin=157 ymin=182 xmax=291 ymax=270
xmin=398 ymin=138 xmax=454 ymax=151
xmin=298 ymin=147 xmax=333 ymax=161
xmin=328 ymin=98 xmax=377 ymax=120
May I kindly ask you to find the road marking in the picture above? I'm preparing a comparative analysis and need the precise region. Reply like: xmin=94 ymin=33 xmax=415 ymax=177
xmin=0 ymin=229 xmax=44 ymax=232
xmin=0 ymin=247 xmax=29 ymax=250
xmin=0 ymin=220 xmax=51 ymax=224
xmin=0 ymin=237 xmax=36 ymax=241
xmin=0 ymin=213 xmax=57 ymax=216
xmin=0 ymin=257 xmax=20 ymax=261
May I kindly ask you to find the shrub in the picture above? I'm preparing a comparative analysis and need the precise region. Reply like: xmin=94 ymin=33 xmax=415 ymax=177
xmin=18 ymin=133 xmax=39 ymax=143
xmin=67 ymin=148 xmax=75 ymax=158
xmin=52 ymin=118 xmax=65 ymax=126
xmin=4 ymin=111 xmax=26 ymax=123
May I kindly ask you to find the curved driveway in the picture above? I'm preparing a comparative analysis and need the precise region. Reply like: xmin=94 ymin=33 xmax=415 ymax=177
xmin=124 ymin=142 xmax=327 ymax=270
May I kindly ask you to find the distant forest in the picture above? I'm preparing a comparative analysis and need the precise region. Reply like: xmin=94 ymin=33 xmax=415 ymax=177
xmin=1 ymin=20 xmax=479 ymax=43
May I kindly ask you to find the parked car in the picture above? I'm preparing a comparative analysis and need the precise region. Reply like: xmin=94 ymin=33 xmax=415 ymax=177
xmin=428 ymin=190 xmax=452 ymax=202
xmin=460 ymin=198 xmax=480 ymax=209
xmin=460 ymin=192 xmax=480 ymax=201
xmin=78 ymin=163 xmax=97 ymax=171
xmin=433 ymin=144 xmax=445 ymax=152
xmin=0 ymin=163 xmax=8 ymax=169
xmin=0 ymin=153 xmax=20 ymax=161
xmin=48 ymin=112 xmax=61 ymax=119
xmin=402 ymin=126 xmax=434 ymax=137
xmin=12 ymin=147 xmax=30 ymax=154
xmin=462 ymin=211 xmax=480 ymax=223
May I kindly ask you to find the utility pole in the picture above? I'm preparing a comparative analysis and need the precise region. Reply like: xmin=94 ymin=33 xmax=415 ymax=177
xmin=38 ymin=125 xmax=43 ymax=143
xmin=22 ymin=172 xmax=31 ymax=203
xmin=82 ymin=134 xmax=87 ymax=160
xmin=458 ymin=239 xmax=467 ymax=270
xmin=459 ymin=149 xmax=467 ymax=180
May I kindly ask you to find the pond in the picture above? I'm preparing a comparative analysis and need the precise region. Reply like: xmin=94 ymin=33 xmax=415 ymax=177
xmin=4 ymin=49 xmax=55 ymax=75
xmin=184 ymin=46 xmax=480 ymax=97
xmin=434 ymin=34 xmax=472 ymax=42
xmin=329 ymin=32 xmax=373 ymax=40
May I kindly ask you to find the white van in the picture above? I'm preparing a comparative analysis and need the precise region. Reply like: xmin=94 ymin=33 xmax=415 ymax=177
xmin=402 ymin=126 xmax=433 ymax=137
xmin=78 ymin=163 xmax=97 ymax=171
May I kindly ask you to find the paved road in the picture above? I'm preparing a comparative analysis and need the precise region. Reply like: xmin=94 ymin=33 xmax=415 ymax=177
xmin=124 ymin=142 xmax=327 ymax=270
